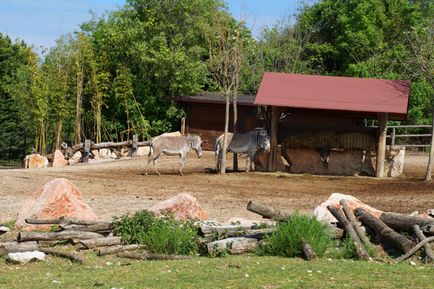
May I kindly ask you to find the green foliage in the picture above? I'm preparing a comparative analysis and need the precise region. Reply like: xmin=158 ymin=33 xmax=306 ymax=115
xmin=258 ymin=213 xmax=334 ymax=258
xmin=113 ymin=210 xmax=198 ymax=255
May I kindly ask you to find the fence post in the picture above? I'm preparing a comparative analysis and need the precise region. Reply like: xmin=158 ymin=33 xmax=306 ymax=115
xmin=132 ymin=135 xmax=138 ymax=158
xmin=83 ymin=139 xmax=91 ymax=163
xmin=181 ymin=117 xmax=186 ymax=135
xmin=391 ymin=127 xmax=396 ymax=146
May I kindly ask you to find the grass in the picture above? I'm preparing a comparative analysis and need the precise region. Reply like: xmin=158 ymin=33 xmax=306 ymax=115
xmin=259 ymin=213 xmax=334 ymax=258
xmin=0 ymin=254 xmax=432 ymax=289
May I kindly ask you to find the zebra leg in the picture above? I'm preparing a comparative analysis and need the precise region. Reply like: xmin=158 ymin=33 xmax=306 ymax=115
xmin=147 ymin=150 xmax=161 ymax=176
xmin=179 ymin=153 xmax=187 ymax=176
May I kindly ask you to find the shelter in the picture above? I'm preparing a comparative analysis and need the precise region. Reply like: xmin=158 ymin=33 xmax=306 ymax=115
xmin=255 ymin=72 xmax=411 ymax=177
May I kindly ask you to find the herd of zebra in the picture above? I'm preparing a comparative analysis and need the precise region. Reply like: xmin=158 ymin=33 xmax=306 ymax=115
xmin=146 ymin=129 xmax=271 ymax=175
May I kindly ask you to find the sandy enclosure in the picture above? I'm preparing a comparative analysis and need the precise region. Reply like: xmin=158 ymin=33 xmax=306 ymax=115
xmin=1 ymin=151 xmax=433 ymax=223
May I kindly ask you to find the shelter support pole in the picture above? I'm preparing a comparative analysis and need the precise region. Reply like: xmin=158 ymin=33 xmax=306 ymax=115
xmin=268 ymin=106 xmax=278 ymax=172
xmin=181 ymin=117 xmax=186 ymax=135
xmin=376 ymin=113 xmax=388 ymax=177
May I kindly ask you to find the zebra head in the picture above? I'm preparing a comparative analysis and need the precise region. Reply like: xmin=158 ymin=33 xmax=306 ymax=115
xmin=318 ymin=147 xmax=331 ymax=167
xmin=256 ymin=130 xmax=271 ymax=152
xmin=188 ymin=134 xmax=203 ymax=158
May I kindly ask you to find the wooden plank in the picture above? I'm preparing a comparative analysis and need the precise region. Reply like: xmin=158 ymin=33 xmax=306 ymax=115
xmin=376 ymin=113 xmax=388 ymax=177
xmin=268 ymin=107 xmax=278 ymax=171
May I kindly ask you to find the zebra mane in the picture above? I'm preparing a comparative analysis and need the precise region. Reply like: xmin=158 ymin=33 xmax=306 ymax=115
xmin=186 ymin=134 xmax=201 ymax=146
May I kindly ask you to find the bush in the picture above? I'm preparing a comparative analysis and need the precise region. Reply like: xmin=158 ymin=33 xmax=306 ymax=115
xmin=258 ymin=213 xmax=334 ymax=258
xmin=113 ymin=210 xmax=198 ymax=255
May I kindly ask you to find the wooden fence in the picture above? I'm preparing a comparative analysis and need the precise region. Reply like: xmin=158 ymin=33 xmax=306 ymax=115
xmin=385 ymin=125 xmax=432 ymax=148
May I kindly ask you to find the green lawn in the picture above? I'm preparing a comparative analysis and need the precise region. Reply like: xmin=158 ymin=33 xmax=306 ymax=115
xmin=0 ymin=254 xmax=432 ymax=289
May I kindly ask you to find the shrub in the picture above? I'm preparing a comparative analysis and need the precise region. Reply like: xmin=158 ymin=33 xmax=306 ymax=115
xmin=113 ymin=210 xmax=198 ymax=255
xmin=258 ymin=213 xmax=334 ymax=258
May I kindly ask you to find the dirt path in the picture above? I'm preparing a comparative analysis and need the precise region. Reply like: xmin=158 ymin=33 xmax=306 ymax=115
xmin=1 ymin=152 xmax=433 ymax=223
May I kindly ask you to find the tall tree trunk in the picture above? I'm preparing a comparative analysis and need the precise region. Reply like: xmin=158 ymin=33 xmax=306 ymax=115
xmin=220 ymin=94 xmax=230 ymax=174
xmin=54 ymin=120 xmax=62 ymax=150
xmin=94 ymin=101 xmax=102 ymax=144
xmin=425 ymin=107 xmax=434 ymax=181
xmin=74 ymin=68 xmax=83 ymax=144
xmin=232 ymin=91 xmax=238 ymax=171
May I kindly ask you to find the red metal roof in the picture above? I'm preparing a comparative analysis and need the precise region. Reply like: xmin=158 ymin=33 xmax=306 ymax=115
xmin=255 ymin=72 xmax=410 ymax=120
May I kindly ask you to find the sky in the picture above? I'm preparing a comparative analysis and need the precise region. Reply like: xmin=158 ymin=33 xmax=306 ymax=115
xmin=0 ymin=0 xmax=300 ymax=50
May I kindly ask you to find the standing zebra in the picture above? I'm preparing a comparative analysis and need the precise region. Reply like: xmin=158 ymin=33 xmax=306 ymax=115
xmin=214 ymin=129 xmax=270 ymax=172
xmin=146 ymin=134 xmax=203 ymax=176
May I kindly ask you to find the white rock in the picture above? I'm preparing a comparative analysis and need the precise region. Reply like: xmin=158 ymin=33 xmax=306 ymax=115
xmin=68 ymin=151 xmax=82 ymax=165
xmin=6 ymin=251 xmax=45 ymax=264
xmin=136 ymin=146 xmax=150 ymax=157
xmin=99 ymin=149 xmax=111 ymax=159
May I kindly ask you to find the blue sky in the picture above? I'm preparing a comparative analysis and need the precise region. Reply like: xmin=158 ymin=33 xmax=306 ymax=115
xmin=0 ymin=0 xmax=300 ymax=49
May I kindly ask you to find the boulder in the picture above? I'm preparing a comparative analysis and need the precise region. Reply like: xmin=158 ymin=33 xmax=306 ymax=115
xmin=16 ymin=178 xmax=98 ymax=231
xmin=153 ymin=131 xmax=182 ymax=141
xmin=150 ymin=193 xmax=208 ymax=221
xmin=68 ymin=151 xmax=82 ymax=165
xmin=99 ymin=148 xmax=111 ymax=159
xmin=51 ymin=150 xmax=68 ymax=167
xmin=136 ymin=146 xmax=150 ymax=157
xmin=24 ymin=153 xmax=48 ymax=169
xmin=6 ymin=251 xmax=45 ymax=264
xmin=314 ymin=192 xmax=383 ymax=223
xmin=91 ymin=149 xmax=100 ymax=159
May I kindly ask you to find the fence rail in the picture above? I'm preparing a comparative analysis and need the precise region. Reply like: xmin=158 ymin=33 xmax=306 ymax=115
xmin=371 ymin=125 xmax=433 ymax=148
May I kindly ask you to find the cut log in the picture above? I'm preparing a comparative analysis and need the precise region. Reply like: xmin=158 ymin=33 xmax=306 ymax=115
xmin=301 ymin=239 xmax=317 ymax=261
xmin=354 ymin=208 xmax=415 ymax=254
xmin=207 ymin=237 xmax=258 ymax=255
xmin=200 ymin=224 xmax=272 ymax=235
xmin=395 ymin=236 xmax=434 ymax=262
xmin=59 ymin=222 xmax=113 ymax=232
xmin=203 ymin=228 xmax=275 ymax=240
xmin=97 ymin=244 xmax=144 ymax=256
xmin=340 ymin=200 xmax=372 ymax=247
xmin=40 ymin=248 xmax=84 ymax=264
xmin=79 ymin=237 xmax=121 ymax=249
xmin=246 ymin=201 xmax=290 ymax=220
xmin=327 ymin=205 xmax=369 ymax=260
xmin=116 ymin=251 xmax=190 ymax=260
xmin=73 ymin=140 xmax=150 ymax=152
xmin=0 ymin=241 xmax=39 ymax=256
xmin=25 ymin=218 xmax=100 ymax=226
xmin=19 ymin=231 xmax=104 ymax=242
xmin=379 ymin=212 xmax=434 ymax=231
xmin=421 ymin=225 xmax=434 ymax=234
xmin=413 ymin=225 xmax=434 ymax=263
xmin=0 ymin=226 xmax=10 ymax=234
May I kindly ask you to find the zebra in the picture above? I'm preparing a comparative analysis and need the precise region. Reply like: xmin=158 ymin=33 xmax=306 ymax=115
xmin=214 ymin=129 xmax=271 ymax=172
xmin=146 ymin=134 xmax=203 ymax=176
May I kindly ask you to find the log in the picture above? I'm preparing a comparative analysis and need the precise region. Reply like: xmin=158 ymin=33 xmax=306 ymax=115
xmin=0 ymin=226 xmax=10 ymax=234
xmin=207 ymin=237 xmax=258 ymax=255
xmin=200 ymin=224 xmax=273 ymax=235
xmin=40 ymin=248 xmax=84 ymax=264
xmin=354 ymin=208 xmax=415 ymax=254
xmin=246 ymin=201 xmax=290 ymax=220
xmin=421 ymin=225 xmax=434 ymax=234
xmin=97 ymin=244 xmax=144 ymax=256
xmin=59 ymin=222 xmax=113 ymax=232
xmin=116 ymin=251 xmax=191 ymax=260
xmin=0 ymin=241 xmax=39 ymax=256
xmin=79 ymin=237 xmax=122 ymax=249
xmin=327 ymin=205 xmax=369 ymax=260
xmin=25 ymin=218 xmax=100 ymax=226
xmin=340 ymin=200 xmax=372 ymax=247
xmin=203 ymin=228 xmax=276 ymax=240
xmin=395 ymin=236 xmax=434 ymax=262
xmin=19 ymin=231 xmax=104 ymax=242
xmin=379 ymin=212 xmax=434 ymax=231
xmin=301 ymin=239 xmax=317 ymax=261
xmin=73 ymin=140 xmax=150 ymax=152
xmin=413 ymin=225 xmax=434 ymax=263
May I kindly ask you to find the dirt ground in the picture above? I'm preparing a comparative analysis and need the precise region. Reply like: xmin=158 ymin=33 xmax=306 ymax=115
xmin=1 ymin=151 xmax=433 ymax=223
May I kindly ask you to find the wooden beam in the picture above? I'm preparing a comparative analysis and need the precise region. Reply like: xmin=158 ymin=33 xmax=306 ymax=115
xmin=376 ymin=113 xmax=388 ymax=177
xmin=268 ymin=106 xmax=278 ymax=171
xmin=180 ymin=117 xmax=186 ymax=135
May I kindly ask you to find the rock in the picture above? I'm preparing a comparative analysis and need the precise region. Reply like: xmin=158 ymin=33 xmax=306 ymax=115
xmin=153 ymin=131 xmax=182 ymax=141
xmin=136 ymin=146 xmax=150 ymax=157
xmin=225 ymin=217 xmax=275 ymax=227
xmin=91 ymin=149 xmax=100 ymax=159
xmin=99 ymin=148 xmax=111 ymax=159
xmin=68 ymin=151 xmax=82 ymax=165
xmin=427 ymin=209 xmax=434 ymax=218
xmin=150 ymin=193 xmax=208 ymax=221
xmin=0 ymin=226 xmax=10 ymax=235
xmin=110 ymin=152 xmax=118 ymax=159
xmin=6 ymin=251 xmax=45 ymax=264
xmin=121 ymin=148 xmax=132 ymax=157
xmin=313 ymin=192 xmax=383 ymax=223
xmin=51 ymin=150 xmax=68 ymax=167
xmin=16 ymin=178 xmax=98 ymax=231
xmin=24 ymin=153 xmax=49 ymax=169
xmin=384 ymin=146 xmax=405 ymax=177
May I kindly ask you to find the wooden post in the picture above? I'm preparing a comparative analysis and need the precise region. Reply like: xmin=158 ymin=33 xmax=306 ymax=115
xmin=180 ymin=117 xmax=186 ymax=135
xmin=376 ymin=113 xmax=388 ymax=177
xmin=82 ymin=139 xmax=91 ymax=163
xmin=391 ymin=127 xmax=396 ymax=146
xmin=425 ymin=108 xmax=434 ymax=181
xmin=268 ymin=107 xmax=278 ymax=172
xmin=131 ymin=135 xmax=138 ymax=158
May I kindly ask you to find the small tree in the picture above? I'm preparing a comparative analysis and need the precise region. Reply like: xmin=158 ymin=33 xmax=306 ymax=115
xmin=206 ymin=13 xmax=245 ymax=174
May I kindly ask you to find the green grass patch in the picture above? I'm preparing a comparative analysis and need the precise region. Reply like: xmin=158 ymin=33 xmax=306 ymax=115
xmin=0 ymin=254 xmax=432 ymax=289
xmin=113 ymin=210 xmax=198 ymax=255
xmin=258 ymin=213 xmax=334 ymax=258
